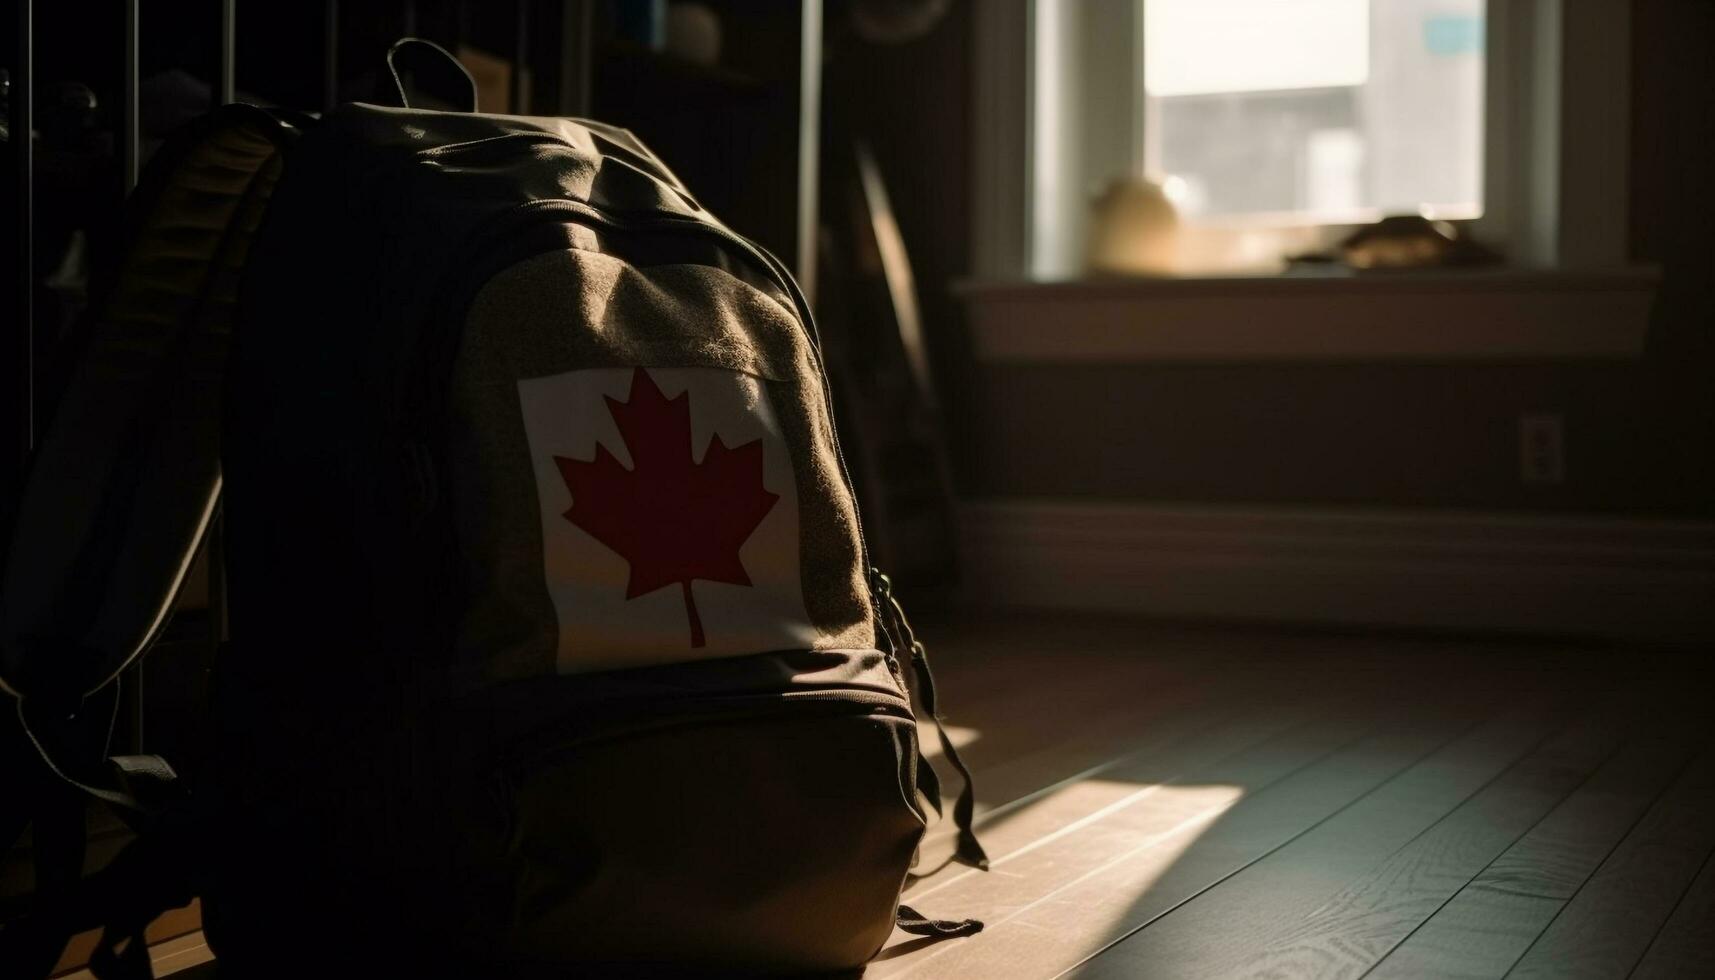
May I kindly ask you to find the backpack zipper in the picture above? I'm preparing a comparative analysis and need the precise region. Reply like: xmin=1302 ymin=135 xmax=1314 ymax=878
xmin=498 ymin=684 xmax=915 ymax=774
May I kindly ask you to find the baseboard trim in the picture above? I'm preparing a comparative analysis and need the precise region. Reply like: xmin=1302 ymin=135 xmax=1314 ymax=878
xmin=958 ymin=500 xmax=1715 ymax=643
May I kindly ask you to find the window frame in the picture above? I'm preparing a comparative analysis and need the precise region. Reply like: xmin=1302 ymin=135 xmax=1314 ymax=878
xmin=972 ymin=0 xmax=1633 ymax=281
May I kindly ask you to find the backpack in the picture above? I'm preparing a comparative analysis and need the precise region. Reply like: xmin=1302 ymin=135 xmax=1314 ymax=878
xmin=4 ymin=39 xmax=985 ymax=978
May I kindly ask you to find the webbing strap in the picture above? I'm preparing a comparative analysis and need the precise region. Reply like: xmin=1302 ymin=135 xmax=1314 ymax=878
xmin=1 ymin=696 xmax=187 ymax=979
xmin=871 ymin=570 xmax=989 ymax=872
xmin=896 ymin=904 xmax=984 ymax=939
xmin=14 ymin=695 xmax=181 ymax=818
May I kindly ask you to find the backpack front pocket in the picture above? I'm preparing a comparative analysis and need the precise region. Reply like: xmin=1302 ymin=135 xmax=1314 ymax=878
xmin=498 ymin=692 xmax=925 ymax=975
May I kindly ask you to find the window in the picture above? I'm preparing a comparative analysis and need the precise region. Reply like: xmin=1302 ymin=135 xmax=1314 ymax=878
xmin=1144 ymin=0 xmax=1485 ymax=226
xmin=980 ymin=0 xmax=1632 ymax=279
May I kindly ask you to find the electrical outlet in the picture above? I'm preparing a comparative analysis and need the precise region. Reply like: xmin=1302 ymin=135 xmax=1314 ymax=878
xmin=1519 ymin=413 xmax=1565 ymax=484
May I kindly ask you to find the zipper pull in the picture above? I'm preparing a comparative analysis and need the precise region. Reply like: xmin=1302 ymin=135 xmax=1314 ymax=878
xmin=869 ymin=567 xmax=905 ymax=675
xmin=869 ymin=566 xmax=990 ymax=873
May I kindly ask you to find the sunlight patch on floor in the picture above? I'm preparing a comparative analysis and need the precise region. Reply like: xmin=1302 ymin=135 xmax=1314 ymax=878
xmin=917 ymin=723 xmax=981 ymax=759
xmin=881 ymin=782 xmax=1247 ymax=977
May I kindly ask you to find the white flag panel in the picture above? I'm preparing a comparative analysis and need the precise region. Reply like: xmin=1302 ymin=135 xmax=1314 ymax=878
xmin=516 ymin=366 xmax=818 ymax=672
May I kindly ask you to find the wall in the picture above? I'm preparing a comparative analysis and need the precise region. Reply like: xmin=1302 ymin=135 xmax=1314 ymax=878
xmin=967 ymin=359 xmax=1689 ymax=514
xmin=1626 ymin=0 xmax=1715 ymax=513
xmin=943 ymin=0 xmax=1715 ymax=519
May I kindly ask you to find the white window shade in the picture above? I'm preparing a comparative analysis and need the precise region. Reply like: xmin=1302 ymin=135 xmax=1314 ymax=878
xmin=976 ymin=0 xmax=1632 ymax=279
xmin=1145 ymin=0 xmax=1486 ymax=226
xmin=1144 ymin=0 xmax=1370 ymax=97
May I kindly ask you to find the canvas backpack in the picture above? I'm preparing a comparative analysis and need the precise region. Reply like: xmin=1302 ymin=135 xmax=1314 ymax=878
xmin=2 ymin=40 xmax=985 ymax=978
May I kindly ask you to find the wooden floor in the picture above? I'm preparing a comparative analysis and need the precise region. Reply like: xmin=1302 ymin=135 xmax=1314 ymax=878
xmin=871 ymin=615 xmax=1715 ymax=980
xmin=59 ymin=615 xmax=1715 ymax=979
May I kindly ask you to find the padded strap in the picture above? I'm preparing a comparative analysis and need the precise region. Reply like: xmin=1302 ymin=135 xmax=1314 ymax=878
xmin=14 ymin=694 xmax=181 ymax=818
xmin=0 ymin=103 xmax=296 ymax=702
xmin=110 ymin=754 xmax=184 ymax=815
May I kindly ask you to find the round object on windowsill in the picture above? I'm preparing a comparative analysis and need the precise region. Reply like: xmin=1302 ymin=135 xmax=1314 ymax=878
xmin=1086 ymin=176 xmax=1180 ymax=276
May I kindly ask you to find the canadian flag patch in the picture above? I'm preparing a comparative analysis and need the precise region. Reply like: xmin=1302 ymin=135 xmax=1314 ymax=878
xmin=517 ymin=366 xmax=817 ymax=671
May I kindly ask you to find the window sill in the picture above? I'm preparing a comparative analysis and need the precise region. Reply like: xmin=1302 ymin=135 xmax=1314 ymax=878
xmin=956 ymin=267 xmax=1659 ymax=364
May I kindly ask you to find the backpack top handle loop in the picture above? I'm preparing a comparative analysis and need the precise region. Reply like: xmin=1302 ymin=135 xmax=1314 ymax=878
xmin=384 ymin=37 xmax=478 ymax=113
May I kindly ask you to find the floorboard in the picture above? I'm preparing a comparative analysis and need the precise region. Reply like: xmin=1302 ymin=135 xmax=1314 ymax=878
xmin=873 ymin=702 xmax=1364 ymax=978
xmin=860 ymin=617 xmax=1709 ymax=980
xmin=908 ymin=662 xmax=1246 ymax=878
xmin=1215 ymin=684 xmax=1656 ymax=978
xmin=906 ymin=696 xmax=1268 ymax=892
xmin=1062 ymin=689 xmax=1597 ymax=978
xmin=872 ymin=620 xmax=1593 ymax=977
xmin=1504 ymin=742 xmax=1715 ymax=979
xmin=1365 ymin=717 xmax=1699 ymax=979
xmin=876 ymin=704 xmax=1452 ymax=979
xmin=1631 ymin=842 xmax=1715 ymax=980
xmin=904 ymin=620 xmax=1361 ymax=882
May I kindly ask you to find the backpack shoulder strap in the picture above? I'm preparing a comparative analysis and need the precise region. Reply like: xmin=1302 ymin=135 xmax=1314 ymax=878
xmin=1 ymin=104 xmax=302 ymax=980
xmin=1 ymin=104 xmax=300 ymax=703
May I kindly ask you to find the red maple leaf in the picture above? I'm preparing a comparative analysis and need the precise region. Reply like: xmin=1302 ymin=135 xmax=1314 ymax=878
xmin=553 ymin=368 xmax=780 ymax=648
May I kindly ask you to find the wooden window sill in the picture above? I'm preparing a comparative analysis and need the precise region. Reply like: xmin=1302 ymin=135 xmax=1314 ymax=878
xmin=956 ymin=267 xmax=1659 ymax=363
